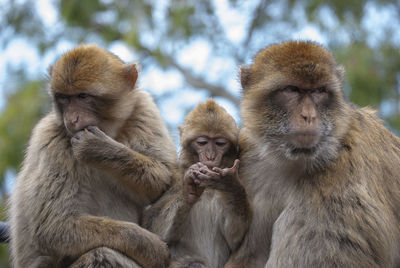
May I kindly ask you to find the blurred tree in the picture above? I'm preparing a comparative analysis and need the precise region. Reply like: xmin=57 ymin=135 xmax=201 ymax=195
xmin=0 ymin=0 xmax=399 ymax=265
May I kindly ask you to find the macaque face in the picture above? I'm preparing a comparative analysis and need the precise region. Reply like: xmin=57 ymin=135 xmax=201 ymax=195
xmin=272 ymin=85 xmax=330 ymax=153
xmin=256 ymin=80 xmax=341 ymax=164
xmin=241 ymin=41 xmax=347 ymax=168
xmin=54 ymin=92 xmax=114 ymax=136
xmin=190 ymin=136 xmax=231 ymax=168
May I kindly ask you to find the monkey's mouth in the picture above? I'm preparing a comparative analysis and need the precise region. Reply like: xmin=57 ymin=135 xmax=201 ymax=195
xmin=287 ymin=132 xmax=320 ymax=149
xmin=291 ymin=147 xmax=317 ymax=155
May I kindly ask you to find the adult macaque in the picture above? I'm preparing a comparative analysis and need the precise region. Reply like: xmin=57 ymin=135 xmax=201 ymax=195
xmin=143 ymin=99 xmax=251 ymax=268
xmin=9 ymin=44 xmax=177 ymax=268
xmin=226 ymin=41 xmax=400 ymax=267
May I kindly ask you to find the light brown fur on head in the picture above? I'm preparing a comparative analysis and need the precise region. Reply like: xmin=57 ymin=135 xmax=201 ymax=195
xmin=49 ymin=44 xmax=139 ymax=138
xmin=241 ymin=41 xmax=345 ymax=90
xmin=50 ymin=44 xmax=137 ymax=96
xmin=179 ymin=99 xmax=238 ymax=147
xmin=179 ymin=99 xmax=239 ymax=169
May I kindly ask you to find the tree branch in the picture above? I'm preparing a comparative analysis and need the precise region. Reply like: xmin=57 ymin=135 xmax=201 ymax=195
xmin=139 ymin=46 xmax=240 ymax=106
xmin=243 ymin=0 xmax=269 ymax=48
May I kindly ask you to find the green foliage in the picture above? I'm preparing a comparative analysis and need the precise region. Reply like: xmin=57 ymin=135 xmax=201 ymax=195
xmin=336 ymin=43 xmax=386 ymax=107
xmin=0 ymin=80 xmax=48 ymax=184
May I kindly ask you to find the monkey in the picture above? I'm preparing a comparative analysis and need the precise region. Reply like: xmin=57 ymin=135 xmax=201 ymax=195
xmin=142 ymin=99 xmax=251 ymax=268
xmin=225 ymin=40 xmax=400 ymax=268
xmin=8 ymin=44 xmax=178 ymax=268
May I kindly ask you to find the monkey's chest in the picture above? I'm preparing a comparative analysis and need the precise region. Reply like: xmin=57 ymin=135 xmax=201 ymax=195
xmin=79 ymin=170 xmax=142 ymax=223
xmin=177 ymin=191 xmax=230 ymax=267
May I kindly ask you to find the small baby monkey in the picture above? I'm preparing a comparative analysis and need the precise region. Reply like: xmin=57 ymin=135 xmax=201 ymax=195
xmin=144 ymin=99 xmax=251 ymax=268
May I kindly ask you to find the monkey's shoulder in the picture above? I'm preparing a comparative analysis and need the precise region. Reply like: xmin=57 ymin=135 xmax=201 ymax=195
xmin=348 ymin=107 xmax=400 ymax=154
xmin=18 ymin=113 xmax=69 ymax=170
xmin=29 ymin=112 xmax=67 ymax=149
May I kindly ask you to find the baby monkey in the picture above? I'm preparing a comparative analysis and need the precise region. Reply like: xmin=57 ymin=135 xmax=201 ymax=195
xmin=144 ymin=99 xmax=251 ymax=268
xmin=184 ymin=129 xmax=240 ymax=205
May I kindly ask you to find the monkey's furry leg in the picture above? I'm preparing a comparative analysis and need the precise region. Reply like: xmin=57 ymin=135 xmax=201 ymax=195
xmin=69 ymin=247 xmax=142 ymax=268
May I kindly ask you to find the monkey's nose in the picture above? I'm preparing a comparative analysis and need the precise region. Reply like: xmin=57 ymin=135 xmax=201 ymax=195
xmin=206 ymin=154 xmax=215 ymax=161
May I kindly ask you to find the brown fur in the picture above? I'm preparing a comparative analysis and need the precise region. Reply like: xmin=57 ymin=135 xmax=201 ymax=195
xmin=226 ymin=41 xmax=400 ymax=267
xmin=9 ymin=44 xmax=178 ymax=268
xmin=179 ymin=100 xmax=239 ymax=170
xmin=143 ymin=99 xmax=251 ymax=268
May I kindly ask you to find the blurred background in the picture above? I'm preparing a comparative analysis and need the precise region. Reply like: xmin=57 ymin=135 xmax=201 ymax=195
xmin=0 ymin=0 xmax=399 ymax=265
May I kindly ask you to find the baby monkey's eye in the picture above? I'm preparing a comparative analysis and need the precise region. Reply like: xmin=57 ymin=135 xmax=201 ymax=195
xmin=215 ymin=141 xmax=226 ymax=147
xmin=195 ymin=137 xmax=209 ymax=146
xmin=215 ymin=138 xmax=228 ymax=147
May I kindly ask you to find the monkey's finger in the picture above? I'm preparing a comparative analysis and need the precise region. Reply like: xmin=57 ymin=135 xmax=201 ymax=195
xmin=232 ymin=159 xmax=240 ymax=170
xmin=220 ymin=169 xmax=230 ymax=177
xmin=194 ymin=170 xmax=219 ymax=180
xmin=212 ymin=167 xmax=229 ymax=177
xmin=225 ymin=160 xmax=240 ymax=175
xmin=86 ymin=126 xmax=105 ymax=137
xmin=86 ymin=126 xmax=99 ymax=132
xmin=198 ymin=167 xmax=220 ymax=176
xmin=195 ymin=172 xmax=219 ymax=181
xmin=212 ymin=167 xmax=223 ymax=173
xmin=198 ymin=166 xmax=212 ymax=173
xmin=196 ymin=162 xmax=208 ymax=168
xmin=191 ymin=162 xmax=206 ymax=170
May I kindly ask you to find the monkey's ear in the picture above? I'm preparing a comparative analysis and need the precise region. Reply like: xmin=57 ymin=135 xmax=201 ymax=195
xmin=48 ymin=65 xmax=54 ymax=77
xmin=123 ymin=63 xmax=139 ymax=88
xmin=178 ymin=125 xmax=184 ymax=137
xmin=336 ymin=65 xmax=345 ymax=85
xmin=240 ymin=66 xmax=250 ymax=90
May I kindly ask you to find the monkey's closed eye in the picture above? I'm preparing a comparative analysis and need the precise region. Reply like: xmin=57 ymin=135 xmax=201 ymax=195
xmin=215 ymin=140 xmax=227 ymax=147
xmin=284 ymin=85 xmax=300 ymax=92
xmin=195 ymin=137 xmax=209 ymax=146
xmin=55 ymin=93 xmax=69 ymax=99
xmin=197 ymin=141 xmax=208 ymax=146
xmin=78 ymin=93 xmax=89 ymax=99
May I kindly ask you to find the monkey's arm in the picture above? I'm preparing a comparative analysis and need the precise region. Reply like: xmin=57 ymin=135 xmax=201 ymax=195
xmin=218 ymin=177 xmax=251 ymax=253
xmin=197 ymin=160 xmax=252 ymax=252
xmin=143 ymin=164 xmax=207 ymax=243
xmin=142 ymin=184 xmax=193 ymax=243
xmin=71 ymin=126 xmax=173 ymax=201
xmin=39 ymin=215 xmax=169 ymax=268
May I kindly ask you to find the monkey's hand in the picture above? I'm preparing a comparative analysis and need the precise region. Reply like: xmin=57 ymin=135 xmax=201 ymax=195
xmin=189 ymin=162 xmax=225 ymax=190
xmin=71 ymin=126 xmax=121 ymax=163
xmin=212 ymin=159 xmax=240 ymax=178
xmin=196 ymin=159 xmax=240 ymax=191
xmin=184 ymin=163 xmax=207 ymax=204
